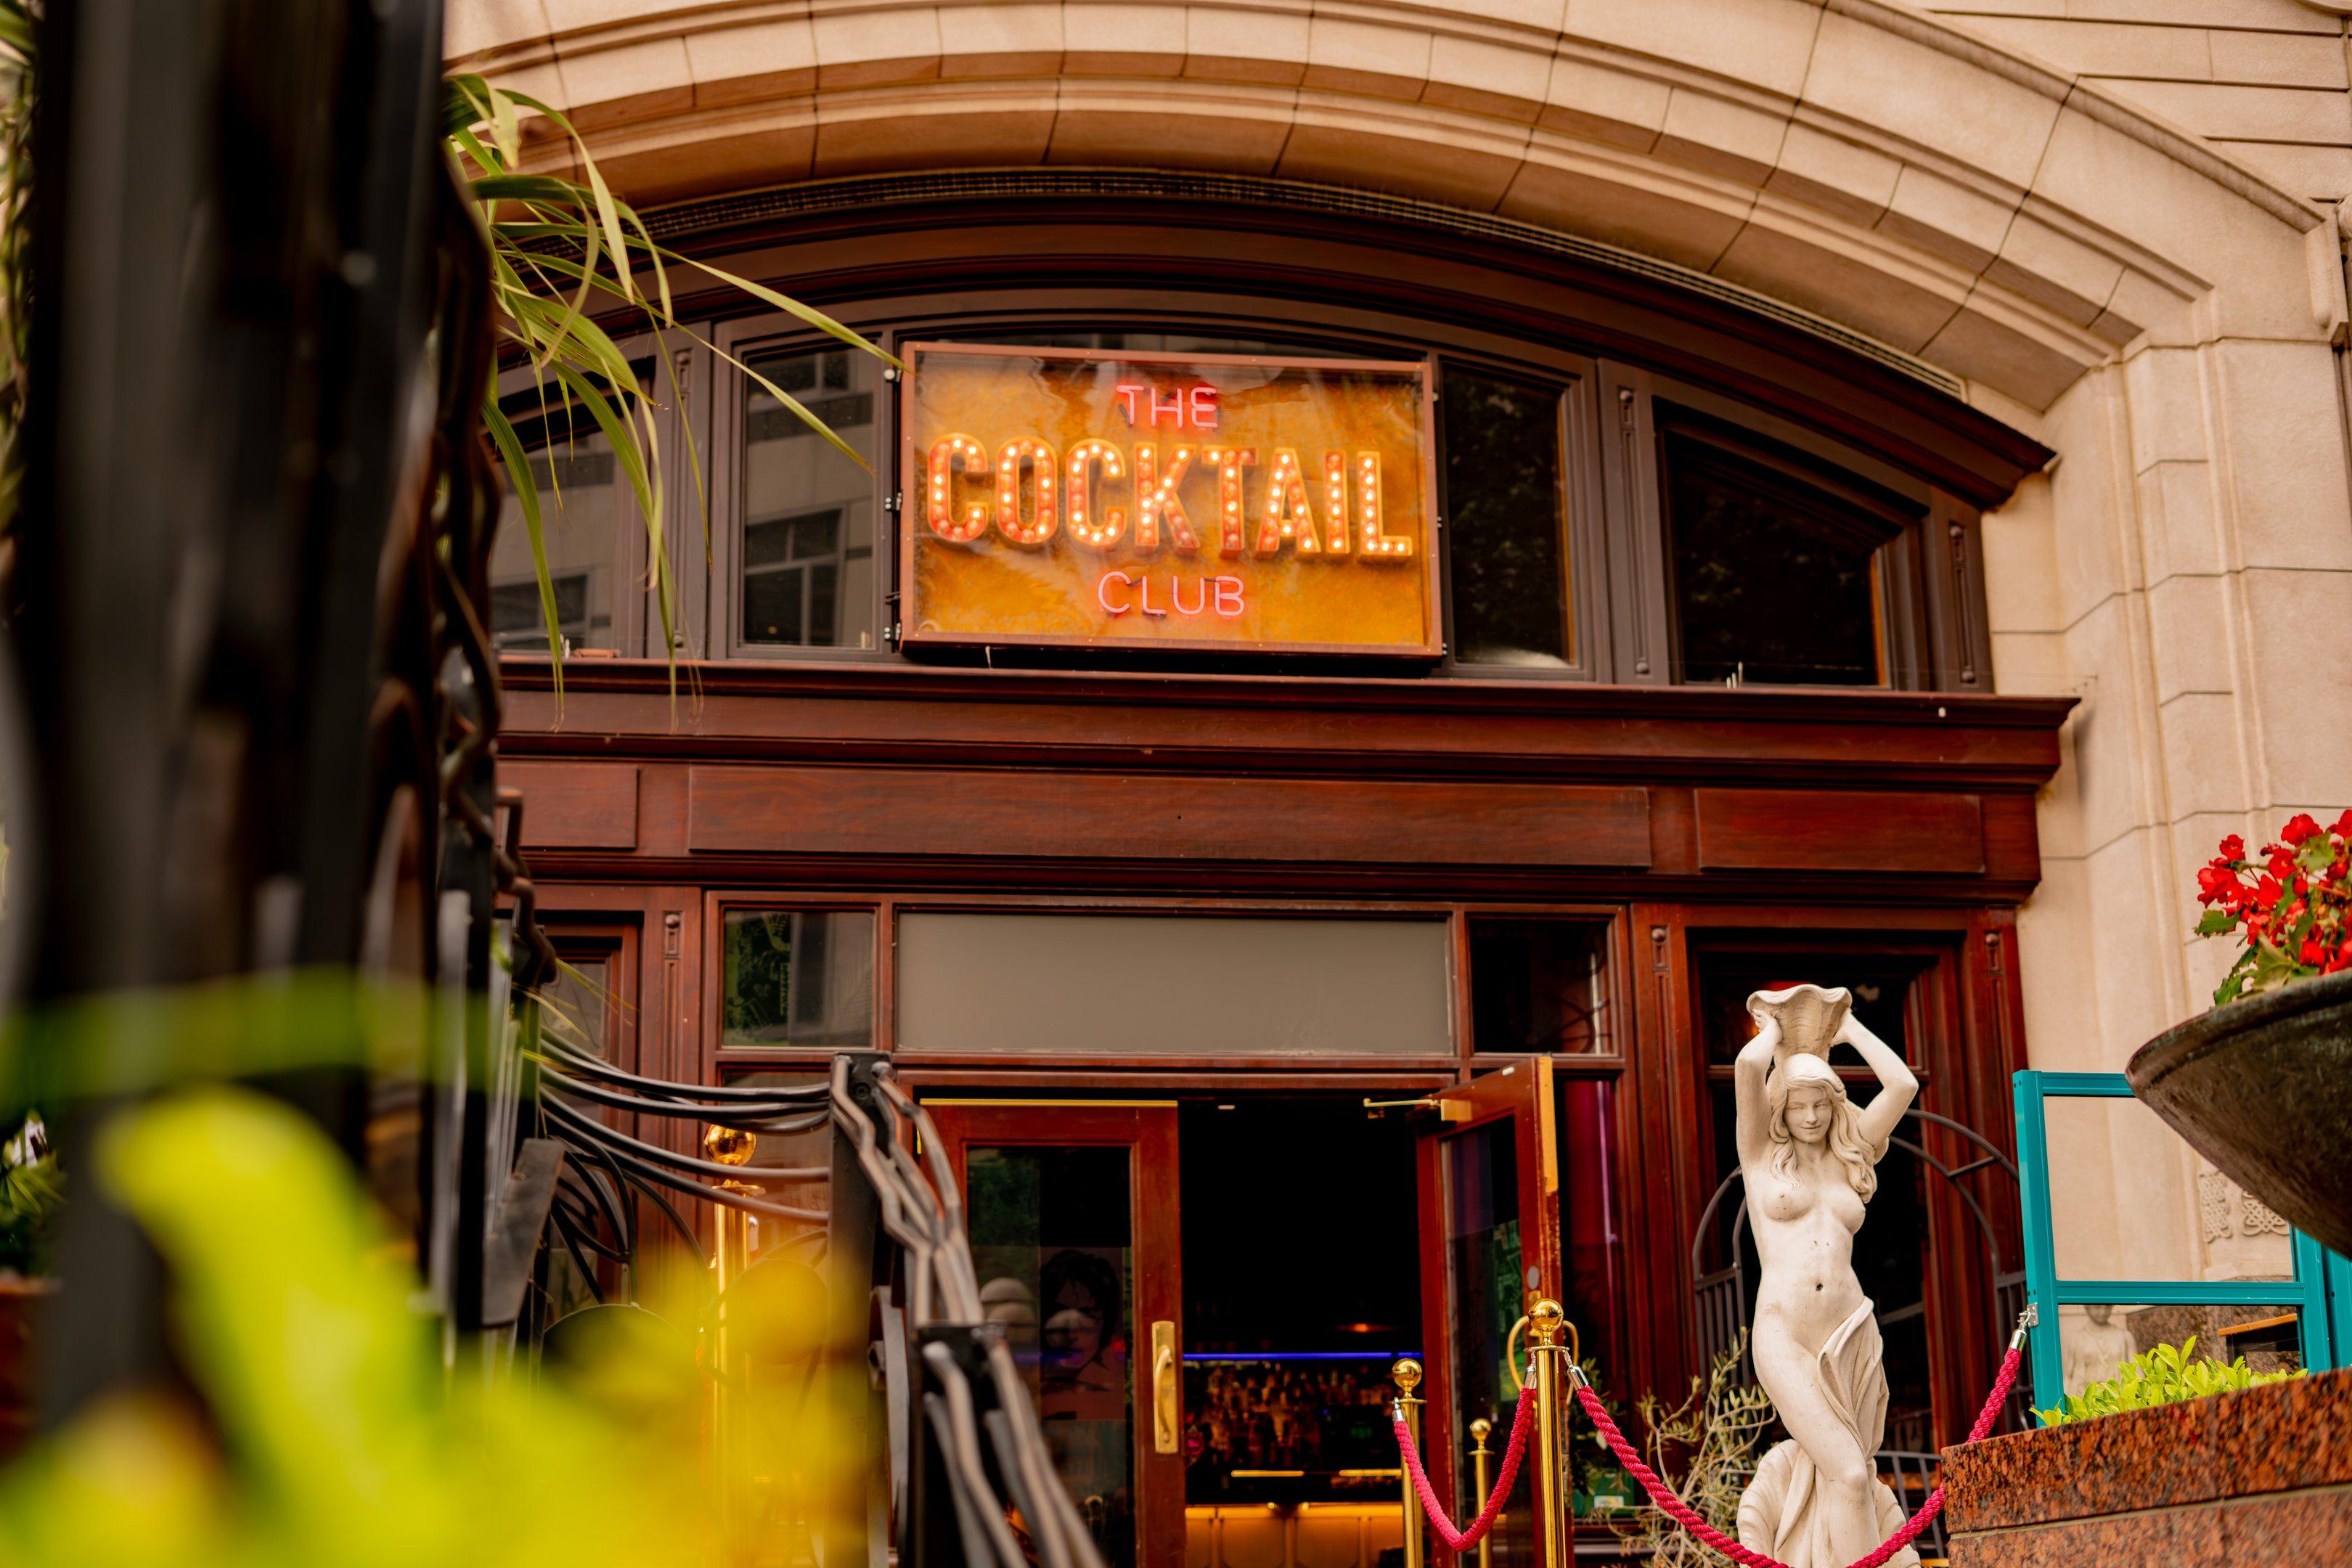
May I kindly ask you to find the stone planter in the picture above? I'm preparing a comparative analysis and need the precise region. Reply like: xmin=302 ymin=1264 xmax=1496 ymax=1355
xmin=1938 ymin=1368 xmax=2352 ymax=1566
xmin=2128 ymin=966 xmax=2352 ymax=1259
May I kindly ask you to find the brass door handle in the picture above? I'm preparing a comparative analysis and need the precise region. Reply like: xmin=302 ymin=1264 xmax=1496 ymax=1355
xmin=1151 ymin=1320 xmax=1178 ymax=1454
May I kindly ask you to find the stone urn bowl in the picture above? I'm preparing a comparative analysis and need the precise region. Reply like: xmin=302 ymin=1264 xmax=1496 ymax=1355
xmin=2128 ymin=966 xmax=2352 ymax=1259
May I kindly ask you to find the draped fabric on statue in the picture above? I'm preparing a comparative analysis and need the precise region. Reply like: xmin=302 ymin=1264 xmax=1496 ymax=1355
xmin=1736 ymin=1301 xmax=1920 ymax=1568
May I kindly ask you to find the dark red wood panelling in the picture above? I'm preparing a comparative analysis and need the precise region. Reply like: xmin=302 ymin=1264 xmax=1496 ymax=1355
xmin=502 ymin=761 xmax=640 ymax=849
xmin=1692 ymin=788 xmax=1983 ymax=874
xmin=686 ymin=764 xmax=1654 ymax=867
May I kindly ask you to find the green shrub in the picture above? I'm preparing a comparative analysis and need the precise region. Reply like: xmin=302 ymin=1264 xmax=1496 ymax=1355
xmin=2035 ymin=1336 xmax=2302 ymax=1426
xmin=0 ymin=1112 xmax=59 ymax=1278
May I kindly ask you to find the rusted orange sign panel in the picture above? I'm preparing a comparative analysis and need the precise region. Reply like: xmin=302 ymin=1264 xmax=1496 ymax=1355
xmin=899 ymin=343 xmax=1440 ymax=656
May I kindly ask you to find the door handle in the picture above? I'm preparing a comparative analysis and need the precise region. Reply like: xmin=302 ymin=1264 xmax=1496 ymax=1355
xmin=1151 ymin=1320 xmax=1179 ymax=1455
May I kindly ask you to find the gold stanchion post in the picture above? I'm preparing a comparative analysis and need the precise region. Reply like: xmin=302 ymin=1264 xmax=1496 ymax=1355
xmin=1393 ymin=1357 xmax=1426 ymax=1568
xmin=705 ymin=1126 xmax=759 ymax=1466
xmin=1468 ymin=1416 xmax=1494 ymax=1568
xmin=1528 ymin=1299 xmax=1571 ymax=1568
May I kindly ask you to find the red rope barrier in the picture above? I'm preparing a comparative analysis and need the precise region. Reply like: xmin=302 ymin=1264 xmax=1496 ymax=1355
xmin=1391 ymin=1379 xmax=1538 ymax=1553
xmin=1571 ymin=1344 xmax=2023 ymax=1568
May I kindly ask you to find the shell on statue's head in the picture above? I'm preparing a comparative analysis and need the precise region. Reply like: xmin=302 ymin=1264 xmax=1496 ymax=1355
xmin=1747 ymin=984 xmax=1853 ymax=1069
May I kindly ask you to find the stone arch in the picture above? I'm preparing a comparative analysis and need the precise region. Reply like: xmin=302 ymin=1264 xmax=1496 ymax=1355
xmin=449 ymin=0 xmax=2341 ymax=415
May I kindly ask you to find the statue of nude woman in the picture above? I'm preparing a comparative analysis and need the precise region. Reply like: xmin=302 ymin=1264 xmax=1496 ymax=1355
xmin=1731 ymin=985 xmax=1920 ymax=1568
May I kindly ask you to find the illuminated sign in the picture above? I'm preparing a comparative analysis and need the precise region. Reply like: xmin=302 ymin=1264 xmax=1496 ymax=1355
xmin=899 ymin=343 xmax=1440 ymax=656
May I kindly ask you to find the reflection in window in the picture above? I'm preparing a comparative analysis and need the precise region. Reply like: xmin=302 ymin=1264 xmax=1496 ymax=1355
xmin=743 ymin=348 xmax=878 ymax=648
xmin=1445 ymin=370 xmax=1571 ymax=668
xmin=968 ymin=1143 xmax=1138 ymax=1568
xmin=1662 ymin=417 xmax=1911 ymax=687
xmin=538 ymin=956 xmax=616 ymax=1061
xmin=489 ymin=438 xmax=624 ymax=653
xmin=2057 ymin=1303 xmax=2300 ymax=1398
xmin=719 ymin=910 xmax=875 ymax=1049
xmin=1470 ymin=919 xmax=1612 ymax=1054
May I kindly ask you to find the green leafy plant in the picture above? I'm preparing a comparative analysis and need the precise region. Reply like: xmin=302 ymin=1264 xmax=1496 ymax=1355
xmin=2034 ymin=1336 xmax=2303 ymax=1427
xmin=443 ymin=75 xmax=892 ymax=697
xmin=1604 ymin=1333 xmax=1775 ymax=1568
xmin=2194 ymin=812 xmax=2352 ymax=1005
xmin=0 ymin=1111 xmax=57 ymax=1276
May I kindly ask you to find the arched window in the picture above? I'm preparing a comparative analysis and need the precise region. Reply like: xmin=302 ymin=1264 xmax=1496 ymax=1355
xmin=513 ymin=176 xmax=2042 ymax=692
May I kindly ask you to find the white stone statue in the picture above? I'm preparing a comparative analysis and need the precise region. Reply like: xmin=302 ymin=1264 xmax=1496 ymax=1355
xmin=1731 ymin=985 xmax=1921 ymax=1568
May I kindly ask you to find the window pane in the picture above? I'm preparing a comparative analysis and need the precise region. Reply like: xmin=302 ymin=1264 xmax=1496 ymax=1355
xmin=743 ymin=347 xmax=878 ymax=650
xmin=968 ymin=1143 xmax=1138 ymax=1568
xmin=1469 ymin=918 xmax=1612 ymax=1053
xmin=490 ymin=438 xmax=623 ymax=653
xmin=934 ymin=328 xmax=1367 ymax=358
xmin=1662 ymin=422 xmax=1903 ymax=687
xmin=1444 ymin=370 xmax=1570 ymax=669
xmin=719 ymin=910 xmax=875 ymax=1049
xmin=2052 ymin=1302 xmax=2303 ymax=1402
xmin=539 ymin=956 xmax=614 ymax=1060
xmin=1695 ymin=952 xmax=1927 ymax=1068
xmin=895 ymin=913 xmax=1453 ymax=1057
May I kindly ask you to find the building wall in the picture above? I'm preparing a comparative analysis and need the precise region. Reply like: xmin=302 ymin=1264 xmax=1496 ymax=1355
xmin=448 ymin=0 xmax=2352 ymax=1294
xmin=1919 ymin=0 xmax=2352 ymax=205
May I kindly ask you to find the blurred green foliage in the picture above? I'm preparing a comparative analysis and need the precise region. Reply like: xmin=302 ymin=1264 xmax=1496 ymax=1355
xmin=0 ymin=1085 xmax=850 ymax=1566
xmin=2035 ymin=1336 xmax=2303 ymax=1427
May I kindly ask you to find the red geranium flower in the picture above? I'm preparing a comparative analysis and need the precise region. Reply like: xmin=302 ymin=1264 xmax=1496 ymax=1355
xmin=2302 ymin=938 xmax=2327 ymax=965
xmin=2218 ymin=833 xmax=2246 ymax=862
xmin=2282 ymin=813 xmax=2322 ymax=846
xmin=2197 ymin=865 xmax=2237 ymax=905
xmin=2255 ymin=875 xmax=2285 ymax=911
xmin=2331 ymin=810 xmax=2352 ymax=840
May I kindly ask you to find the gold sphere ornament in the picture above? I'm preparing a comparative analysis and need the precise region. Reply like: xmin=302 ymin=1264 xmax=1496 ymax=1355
xmin=703 ymin=1123 xmax=758 ymax=1167
xmin=1469 ymin=1417 xmax=1493 ymax=1442
xmin=1529 ymin=1298 xmax=1564 ymax=1344
xmin=1392 ymin=1357 xmax=1424 ymax=1395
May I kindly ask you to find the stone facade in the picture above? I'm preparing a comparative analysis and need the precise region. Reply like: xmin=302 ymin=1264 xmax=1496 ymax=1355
xmin=446 ymin=0 xmax=2352 ymax=1283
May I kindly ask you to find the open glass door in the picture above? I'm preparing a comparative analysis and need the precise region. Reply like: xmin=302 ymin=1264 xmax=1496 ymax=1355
xmin=1415 ymin=1058 xmax=1568 ymax=1568
xmin=925 ymin=1101 xmax=1185 ymax=1568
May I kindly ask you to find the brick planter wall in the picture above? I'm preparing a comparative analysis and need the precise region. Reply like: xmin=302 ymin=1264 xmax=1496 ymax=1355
xmin=1938 ymin=1367 xmax=2352 ymax=1565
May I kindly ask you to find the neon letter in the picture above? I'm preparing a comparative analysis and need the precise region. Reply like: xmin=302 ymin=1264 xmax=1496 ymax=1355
xmin=1172 ymin=576 xmax=1206 ymax=616
xmin=1150 ymin=385 xmax=1185 ymax=427
xmin=1322 ymin=451 xmax=1351 ymax=556
xmin=1190 ymin=385 xmax=1220 ymax=430
xmin=1097 ymin=571 xmax=1134 ymax=616
xmin=926 ymin=434 xmax=992 ymax=542
xmin=1114 ymin=384 xmax=1144 ymax=426
xmin=1356 ymin=451 xmax=1409 ymax=558
xmin=1212 ymin=576 xmax=1245 ymax=618
xmin=995 ymin=438 xmax=1059 ymax=546
xmin=1255 ymin=449 xmax=1321 ymax=555
xmin=1202 ymin=446 xmax=1257 ymax=558
xmin=1067 ymin=438 xmax=1129 ymax=551
xmin=1138 ymin=575 xmax=1168 ymax=616
xmin=1134 ymin=444 xmax=1199 ymax=555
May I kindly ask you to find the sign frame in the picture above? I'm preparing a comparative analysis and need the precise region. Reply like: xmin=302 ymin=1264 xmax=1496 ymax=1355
xmin=895 ymin=340 xmax=1445 ymax=658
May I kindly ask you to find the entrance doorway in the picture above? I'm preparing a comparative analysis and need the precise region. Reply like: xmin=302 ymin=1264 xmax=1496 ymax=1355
xmin=926 ymin=1064 xmax=1567 ymax=1568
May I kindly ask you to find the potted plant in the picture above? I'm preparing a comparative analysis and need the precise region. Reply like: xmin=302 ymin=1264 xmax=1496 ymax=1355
xmin=0 ymin=1111 xmax=57 ymax=1461
xmin=2126 ymin=811 xmax=2352 ymax=1258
